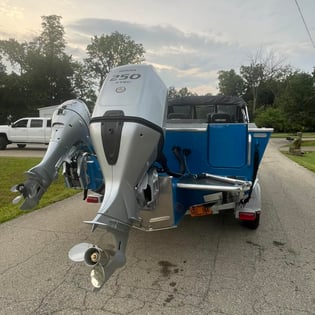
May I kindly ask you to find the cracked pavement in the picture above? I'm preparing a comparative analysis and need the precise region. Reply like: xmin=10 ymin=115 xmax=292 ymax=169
xmin=0 ymin=139 xmax=314 ymax=314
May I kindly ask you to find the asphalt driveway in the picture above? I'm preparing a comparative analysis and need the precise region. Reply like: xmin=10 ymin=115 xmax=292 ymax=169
xmin=0 ymin=139 xmax=314 ymax=314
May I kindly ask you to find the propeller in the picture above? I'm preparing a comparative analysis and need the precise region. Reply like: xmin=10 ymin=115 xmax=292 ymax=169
xmin=68 ymin=242 xmax=112 ymax=290
xmin=68 ymin=242 xmax=94 ymax=262
xmin=90 ymin=264 xmax=106 ymax=289
xmin=10 ymin=183 xmax=25 ymax=193
xmin=10 ymin=177 xmax=46 ymax=210
xmin=10 ymin=183 xmax=26 ymax=206
xmin=12 ymin=194 xmax=23 ymax=205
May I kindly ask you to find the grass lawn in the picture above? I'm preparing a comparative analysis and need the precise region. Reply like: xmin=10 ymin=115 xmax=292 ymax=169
xmin=0 ymin=157 xmax=80 ymax=224
xmin=272 ymin=132 xmax=315 ymax=139
xmin=301 ymin=140 xmax=315 ymax=146
xmin=284 ymin=151 xmax=315 ymax=173
xmin=272 ymin=132 xmax=315 ymax=173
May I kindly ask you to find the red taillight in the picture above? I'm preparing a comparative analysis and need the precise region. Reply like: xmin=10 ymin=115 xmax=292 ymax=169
xmin=86 ymin=196 xmax=101 ymax=203
xmin=239 ymin=212 xmax=256 ymax=221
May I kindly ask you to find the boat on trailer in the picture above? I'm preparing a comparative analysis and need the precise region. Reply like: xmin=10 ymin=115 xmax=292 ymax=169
xmin=13 ymin=65 xmax=273 ymax=289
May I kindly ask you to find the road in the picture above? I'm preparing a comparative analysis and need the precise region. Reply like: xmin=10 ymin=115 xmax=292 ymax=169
xmin=0 ymin=139 xmax=314 ymax=315
xmin=0 ymin=144 xmax=48 ymax=158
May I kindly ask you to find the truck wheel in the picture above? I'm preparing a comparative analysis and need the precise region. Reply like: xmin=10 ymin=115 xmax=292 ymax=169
xmin=17 ymin=144 xmax=26 ymax=149
xmin=242 ymin=213 xmax=260 ymax=230
xmin=0 ymin=135 xmax=8 ymax=150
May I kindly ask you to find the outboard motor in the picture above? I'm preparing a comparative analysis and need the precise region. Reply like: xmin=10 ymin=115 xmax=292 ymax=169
xmin=69 ymin=64 xmax=168 ymax=289
xmin=11 ymin=100 xmax=94 ymax=209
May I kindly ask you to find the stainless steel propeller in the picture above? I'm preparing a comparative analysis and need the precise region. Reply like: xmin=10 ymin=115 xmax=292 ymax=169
xmin=10 ymin=183 xmax=25 ymax=205
xmin=90 ymin=264 xmax=106 ymax=289
xmin=68 ymin=242 xmax=112 ymax=290
xmin=68 ymin=242 xmax=94 ymax=262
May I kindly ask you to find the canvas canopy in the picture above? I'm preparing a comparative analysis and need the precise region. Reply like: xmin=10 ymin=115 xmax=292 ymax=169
xmin=167 ymin=95 xmax=248 ymax=123
xmin=168 ymin=95 xmax=247 ymax=107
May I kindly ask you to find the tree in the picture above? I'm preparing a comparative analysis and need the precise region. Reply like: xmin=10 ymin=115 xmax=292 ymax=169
xmin=24 ymin=52 xmax=75 ymax=105
xmin=240 ymin=49 xmax=290 ymax=116
xmin=255 ymin=107 xmax=286 ymax=132
xmin=0 ymin=57 xmax=8 ymax=123
xmin=33 ymin=15 xmax=74 ymax=105
xmin=217 ymin=69 xmax=245 ymax=96
xmin=168 ymin=86 xmax=197 ymax=98
xmin=37 ymin=15 xmax=66 ymax=58
xmin=71 ymin=61 xmax=97 ymax=110
xmin=0 ymin=15 xmax=75 ymax=118
xmin=0 ymin=56 xmax=6 ymax=74
xmin=0 ymin=72 xmax=33 ymax=123
xmin=275 ymin=71 xmax=315 ymax=131
xmin=240 ymin=63 xmax=264 ymax=116
xmin=0 ymin=39 xmax=28 ymax=74
xmin=255 ymin=70 xmax=315 ymax=132
xmin=85 ymin=32 xmax=145 ymax=90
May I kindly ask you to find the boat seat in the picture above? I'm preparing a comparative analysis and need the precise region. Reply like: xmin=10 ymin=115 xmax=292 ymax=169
xmin=211 ymin=113 xmax=232 ymax=123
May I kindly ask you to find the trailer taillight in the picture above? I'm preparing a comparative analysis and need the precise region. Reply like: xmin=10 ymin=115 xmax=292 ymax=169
xmin=239 ymin=212 xmax=256 ymax=221
xmin=86 ymin=195 xmax=101 ymax=203
xmin=189 ymin=204 xmax=212 ymax=217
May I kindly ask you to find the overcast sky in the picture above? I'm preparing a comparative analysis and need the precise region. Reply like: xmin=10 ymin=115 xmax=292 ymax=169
xmin=0 ymin=0 xmax=314 ymax=94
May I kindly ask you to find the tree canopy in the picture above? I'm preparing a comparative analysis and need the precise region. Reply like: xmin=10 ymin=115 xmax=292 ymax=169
xmin=0 ymin=15 xmax=75 ymax=121
xmin=0 ymin=16 xmax=146 ymax=122
xmin=85 ymin=32 xmax=145 ymax=90
xmin=168 ymin=86 xmax=197 ymax=98
xmin=216 ymin=50 xmax=314 ymax=131
xmin=0 ymin=16 xmax=314 ymax=132
xmin=218 ymin=69 xmax=245 ymax=97
xmin=38 ymin=15 xmax=66 ymax=58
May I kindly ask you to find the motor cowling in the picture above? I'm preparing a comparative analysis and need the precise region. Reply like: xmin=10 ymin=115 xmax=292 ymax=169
xmin=76 ymin=65 xmax=167 ymax=289
xmin=89 ymin=64 xmax=167 ymax=229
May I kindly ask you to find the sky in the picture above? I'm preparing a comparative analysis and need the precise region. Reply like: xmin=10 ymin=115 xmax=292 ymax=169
xmin=0 ymin=0 xmax=314 ymax=95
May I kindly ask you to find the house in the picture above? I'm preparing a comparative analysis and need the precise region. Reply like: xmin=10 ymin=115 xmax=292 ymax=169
xmin=38 ymin=105 xmax=60 ymax=118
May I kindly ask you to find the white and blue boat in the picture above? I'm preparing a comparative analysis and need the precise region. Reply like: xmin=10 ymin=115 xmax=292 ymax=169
xmin=13 ymin=64 xmax=273 ymax=289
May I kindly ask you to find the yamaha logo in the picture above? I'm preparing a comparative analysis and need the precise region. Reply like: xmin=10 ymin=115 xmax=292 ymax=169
xmin=115 ymin=86 xmax=126 ymax=93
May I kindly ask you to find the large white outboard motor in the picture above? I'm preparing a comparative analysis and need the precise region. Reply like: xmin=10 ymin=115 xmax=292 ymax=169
xmin=12 ymin=64 xmax=168 ymax=289
xmin=90 ymin=64 xmax=167 ymax=227
xmin=69 ymin=65 xmax=168 ymax=288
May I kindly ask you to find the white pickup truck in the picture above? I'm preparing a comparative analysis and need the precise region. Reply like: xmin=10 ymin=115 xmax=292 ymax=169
xmin=0 ymin=117 xmax=52 ymax=150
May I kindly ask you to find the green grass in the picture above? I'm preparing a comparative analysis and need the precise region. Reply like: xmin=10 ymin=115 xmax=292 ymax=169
xmin=301 ymin=140 xmax=315 ymax=147
xmin=284 ymin=152 xmax=315 ymax=173
xmin=272 ymin=132 xmax=315 ymax=138
xmin=0 ymin=157 xmax=80 ymax=224
xmin=281 ymin=140 xmax=315 ymax=147
xmin=276 ymin=132 xmax=315 ymax=172
xmin=272 ymin=132 xmax=315 ymax=171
